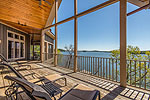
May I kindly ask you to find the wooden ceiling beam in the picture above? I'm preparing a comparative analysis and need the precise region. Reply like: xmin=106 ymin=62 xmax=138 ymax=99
xmin=45 ymin=0 xmax=62 ymax=27
xmin=77 ymin=0 xmax=119 ymax=18
xmin=127 ymin=3 xmax=150 ymax=16
xmin=128 ymin=0 xmax=149 ymax=7
xmin=43 ymin=0 xmax=119 ymax=30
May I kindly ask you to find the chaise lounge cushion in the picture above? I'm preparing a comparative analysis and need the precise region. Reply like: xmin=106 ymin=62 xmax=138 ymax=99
xmin=60 ymin=84 xmax=98 ymax=100
xmin=60 ymin=93 xmax=82 ymax=100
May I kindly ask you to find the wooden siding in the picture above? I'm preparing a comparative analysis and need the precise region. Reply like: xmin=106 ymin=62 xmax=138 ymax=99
xmin=0 ymin=23 xmax=30 ymax=60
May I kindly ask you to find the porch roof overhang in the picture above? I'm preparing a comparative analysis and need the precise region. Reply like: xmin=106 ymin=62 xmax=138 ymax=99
xmin=0 ymin=0 xmax=148 ymax=34
xmin=46 ymin=31 xmax=55 ymax=40
xmin=0 ymin=0 xmax=55 ymax=34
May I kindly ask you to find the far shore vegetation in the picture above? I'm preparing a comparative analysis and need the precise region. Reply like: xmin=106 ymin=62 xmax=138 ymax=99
xmin=58 ymin=47 xmax=150 ymax=54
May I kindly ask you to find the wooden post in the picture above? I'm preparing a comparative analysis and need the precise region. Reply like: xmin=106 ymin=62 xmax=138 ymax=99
xmin=47 ymin=42 xmax=49 ymax=59
xmin=51 ymin=44 xmax=54 ymax=58
xmin=32 ymin=34 xmax=34 ymax=60
xmin=74 ymin=0 xmax=78 ymax=72
xmin=40 ymin=31 xmax=45 ymax=62
xmin=33 ymin=43 xmax=34 ymax=60
xmin=120 ymin=0 xmax=127 ymax=87
xmin=54 ymin=0 xmax=58 ymax=66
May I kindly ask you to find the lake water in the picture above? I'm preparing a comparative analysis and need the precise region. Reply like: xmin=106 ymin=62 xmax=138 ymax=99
xmin=62 ymin=51 xmax=112 ymax=58
xmin=59 ymin=51 xmax=119 ymax=81
xmin=59 ymin=51 xmax=150 ymax=89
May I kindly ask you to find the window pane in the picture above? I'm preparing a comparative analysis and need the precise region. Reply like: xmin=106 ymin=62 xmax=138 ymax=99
xmin=48 ymin=44 xmax=51 ymax=53
xmin=20 ymin=43 xmax=24 ymax=57
xmin=48 ymin=44 xmax=53 ymax=58
xmin=8 ymin=40 xmax=14 ymax=59
xmin=58 ymin=0 xmax=74 ymax=22
xmin=20 ymin=36 xmax=24 ymax=41
xmin=44 ymin=42 xmax=47 ymax=60
xmin=78 ymin=3 xmax=119 ymax=53
xmin=15 ymin=42 xmax=19 ymax=58
xmin=34 ymin=45 xmax=40 ymax=59
xmin=78 ymin=0 xmax=109 ymax=13
xmin=44 ymin=42 xmax=47 ymax=52
xmin=8 ymin=32 xmax=13 ymax=38
xmin=58 ymin=20 xmax=74 ymax=51
xmin=15 ymin=34 xmax=19 ymax=39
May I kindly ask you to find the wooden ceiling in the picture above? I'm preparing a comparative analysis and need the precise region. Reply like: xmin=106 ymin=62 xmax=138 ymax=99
xmin=0 ymin=0 xmax=54 ymax=34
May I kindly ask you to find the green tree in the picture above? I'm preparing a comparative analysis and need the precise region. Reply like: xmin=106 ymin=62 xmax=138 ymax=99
xmin=111 ymin=45 xmax=150 ymax=88
xmin=57 ymin=49 xmax=63 ymax=64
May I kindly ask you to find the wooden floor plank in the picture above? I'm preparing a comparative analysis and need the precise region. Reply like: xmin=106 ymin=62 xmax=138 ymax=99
xmin=0 ymin=61 xmax=150 ymax=100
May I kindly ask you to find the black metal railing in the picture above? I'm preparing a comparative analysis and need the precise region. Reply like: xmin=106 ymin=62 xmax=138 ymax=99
xmin=42 ymin=53 xmax=150 ymax=90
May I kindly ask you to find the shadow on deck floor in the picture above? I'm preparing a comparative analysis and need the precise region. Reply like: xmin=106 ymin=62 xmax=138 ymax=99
xmin=38 ymin=63 xmax=150 ymax=100
xmin=0 ymin=62 xmax=150 ymax=100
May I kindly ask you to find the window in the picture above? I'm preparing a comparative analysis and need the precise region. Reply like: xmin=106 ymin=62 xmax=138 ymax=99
xmin=20 ymin=36 xmax=24 ymax=40
xmin=7 ymin=31 xmax=25 ymax=59
xmin=15 ymin=34 xmax=19 ymax=39
xmin=8 ymin=32 xmax=13 ymax=38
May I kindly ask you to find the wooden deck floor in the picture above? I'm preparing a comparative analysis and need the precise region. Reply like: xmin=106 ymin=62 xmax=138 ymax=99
xmin=0 ymin=61 xmax=150 ymax=100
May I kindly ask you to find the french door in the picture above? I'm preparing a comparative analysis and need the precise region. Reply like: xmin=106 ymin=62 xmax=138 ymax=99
xmin=7 ymin=31 xmax=25 ymax=60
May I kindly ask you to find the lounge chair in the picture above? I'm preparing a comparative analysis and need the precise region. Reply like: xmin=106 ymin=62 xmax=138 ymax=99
xmin=1 ymin=61 xmax=67 ymax=86
xmin=5 ymin=76 xmax=100 ymax=100
xmin=0 ymin=53 xmax=31 ymax=69
xmin=0 ymin=54 xmax=67 ymax=86
xmin=4 ymin=75 xmax=62 ymax=100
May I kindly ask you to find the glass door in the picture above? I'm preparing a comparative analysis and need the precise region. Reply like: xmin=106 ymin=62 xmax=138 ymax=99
xmin=20 ymin=42 xmax=24 ymax=57
xmin=15 ymin=42 xmax=19 ymax=58
xmin=48 ymin=44 xmax=51 ymax=59
xmin=8 ymin=40 xmax=14 ymax=59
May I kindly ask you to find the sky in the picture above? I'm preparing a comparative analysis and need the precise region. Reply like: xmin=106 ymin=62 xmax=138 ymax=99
xmin=51 ymin=0 xmax=150 ymax=51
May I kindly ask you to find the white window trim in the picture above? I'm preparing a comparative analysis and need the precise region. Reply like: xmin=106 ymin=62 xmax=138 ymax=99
xmin=44 ymin=40 xmax=54 ymax=54
xmin=44 ymin=40 xmax=54 ymax=45
xmin=7 ymin=30 xmax=26 ymax=60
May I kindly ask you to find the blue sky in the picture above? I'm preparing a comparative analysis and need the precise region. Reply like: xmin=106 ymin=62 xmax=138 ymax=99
xmin=51 ymin=0 xmax=150 ymax=51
